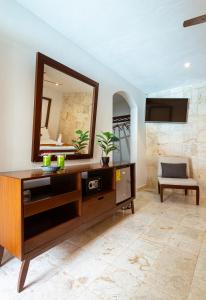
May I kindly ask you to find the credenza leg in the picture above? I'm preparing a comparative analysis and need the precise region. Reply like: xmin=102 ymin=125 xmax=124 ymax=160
xmin=131 ymin=200 xmax=135 ymax=214
xmin=17 ymin=259 xmax=30 ymax=293
xmin=0 ymin=246 xmax=4 ymax=266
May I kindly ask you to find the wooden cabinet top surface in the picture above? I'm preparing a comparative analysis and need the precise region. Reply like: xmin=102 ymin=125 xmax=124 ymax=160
xmin=0 ymin=162 xmax=135 ymax=180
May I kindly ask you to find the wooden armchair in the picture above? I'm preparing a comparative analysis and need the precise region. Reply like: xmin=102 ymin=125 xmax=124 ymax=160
xmin=157 ymin=156 xmax=199 ymax=205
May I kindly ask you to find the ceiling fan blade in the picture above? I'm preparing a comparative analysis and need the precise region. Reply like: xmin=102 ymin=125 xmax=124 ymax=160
xmin=183 ymin=14 xmax=206 ymax=27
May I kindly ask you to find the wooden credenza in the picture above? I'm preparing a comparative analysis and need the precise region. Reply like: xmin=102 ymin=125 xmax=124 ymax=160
xmin=0 ymin=163 xmax=135 ymax=292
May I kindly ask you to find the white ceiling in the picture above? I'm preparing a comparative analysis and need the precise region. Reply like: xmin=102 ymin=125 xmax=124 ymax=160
xmin=17 ymin=0 xmax=206 ymax=93
xmin=44 ymin=65 xmax=93 ymax=94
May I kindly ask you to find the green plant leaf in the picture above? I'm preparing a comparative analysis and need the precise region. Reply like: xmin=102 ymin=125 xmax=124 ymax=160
xmin=75 ymin=129 xmax=83 ymax=134
xmin=102 ymin=131 xmax=112 ymax=138
xmin=96 ymin=131 xmax=119 ymax=155
xmin=111 ymin=136 xmax=119 ymax=142
xmin=72 ymin=129 xmax=90 ymax=152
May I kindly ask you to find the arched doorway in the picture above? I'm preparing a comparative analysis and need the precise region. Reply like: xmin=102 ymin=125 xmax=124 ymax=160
xmin=113 ymin=92 xmax=131 ymax=163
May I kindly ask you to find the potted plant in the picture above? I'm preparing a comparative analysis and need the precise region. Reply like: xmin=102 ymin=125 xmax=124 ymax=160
xmin=96 ymin=131 xmax=119 ymax=166
xmin=72 ymin=130 xmax=89 ymax=153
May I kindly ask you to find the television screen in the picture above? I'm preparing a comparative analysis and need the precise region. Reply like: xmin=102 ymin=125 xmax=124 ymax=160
xmin=145 ymin=98 xmax=188 ymax=123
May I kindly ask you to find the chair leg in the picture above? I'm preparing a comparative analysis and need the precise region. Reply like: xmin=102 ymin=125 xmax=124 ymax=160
xmin=17 ymin=259 xmax=30 ymax=293
xmin=0 ymin=246 xmax=4 ymax=266
xmin=131 ymin=200 xmax=134 ymax=214
xmin=185 ymin=189 xmax=188 ymax=196
xmin=160 ymin=186 xmax=164 ymax=203
xmin=158 ymin=182 xmax=160 ymax=194
xmin=196 ymin=187 xmax=199 ymax=206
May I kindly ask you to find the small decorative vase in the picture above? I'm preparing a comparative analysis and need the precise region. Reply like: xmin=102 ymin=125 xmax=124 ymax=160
xmin=101 ymin=156 xmax=110 ymax=166
xmin=57 ymin=154 xmax=65 ymax=169
xmin=43 ymin=154 xmax=51 ymax=167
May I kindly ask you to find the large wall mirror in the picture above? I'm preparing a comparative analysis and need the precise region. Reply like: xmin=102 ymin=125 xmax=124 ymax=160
xmin=32 ymin=53 xmax=99 ymax=161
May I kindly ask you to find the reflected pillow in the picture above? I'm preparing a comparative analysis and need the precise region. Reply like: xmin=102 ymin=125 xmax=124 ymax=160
xmin=161 ymin=163 xmax=187 ymax=178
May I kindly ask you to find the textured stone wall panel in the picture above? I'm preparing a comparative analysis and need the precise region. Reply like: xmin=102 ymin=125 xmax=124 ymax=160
xmin=146 ymin=82 xmax=206 ymax=193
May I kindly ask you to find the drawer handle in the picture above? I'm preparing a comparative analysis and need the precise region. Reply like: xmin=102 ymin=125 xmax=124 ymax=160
xmin=98 ymin=196 xmax=104 ymax=200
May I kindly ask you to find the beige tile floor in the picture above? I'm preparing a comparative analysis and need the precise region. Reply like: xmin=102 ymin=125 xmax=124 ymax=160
xmin=1 ymin=189 xmax=206 ymax=300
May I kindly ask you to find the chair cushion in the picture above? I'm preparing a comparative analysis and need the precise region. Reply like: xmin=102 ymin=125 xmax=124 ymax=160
xmin=161 ymin=163 xmax=187 ymax=179
xmin=158 ymin=156 xmax=190 ymax=177
xmin=158 ymin=177 xmax=198 ymax=186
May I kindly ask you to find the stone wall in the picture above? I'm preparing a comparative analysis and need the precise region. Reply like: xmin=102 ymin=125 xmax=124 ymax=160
xmin=59 ymin=92 xmax=93 ymax=152
xmin=146 ymin=82 xmax=206 ymax=193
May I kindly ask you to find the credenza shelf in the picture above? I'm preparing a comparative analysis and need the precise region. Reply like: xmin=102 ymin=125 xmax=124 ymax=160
xmin=24 ymin=190 xmax=81 ymax=218
xmin=24 ymin=216 xmax=81 ymax=254
xmin=24 ymin=201 xmax=80 ymax=239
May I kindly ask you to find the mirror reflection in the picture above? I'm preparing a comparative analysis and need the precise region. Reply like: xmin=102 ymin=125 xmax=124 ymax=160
xmin=40 ymin=64 xmax=94 ymax=155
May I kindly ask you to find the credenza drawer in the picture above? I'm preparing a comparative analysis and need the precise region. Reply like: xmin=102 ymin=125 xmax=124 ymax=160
xmin=82 ymin=190 xmax=116 ymax=222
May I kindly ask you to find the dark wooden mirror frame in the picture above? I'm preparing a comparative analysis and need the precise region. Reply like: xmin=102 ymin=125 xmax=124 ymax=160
xmin=42 ymin=97 xmax=52 ymax=129
xmin=32 ymin=52 xmax=99 ymax=162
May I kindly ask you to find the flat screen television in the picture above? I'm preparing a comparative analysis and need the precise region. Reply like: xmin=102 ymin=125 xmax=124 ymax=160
xmin=145 ymin=98 xmax=188 ymax=123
